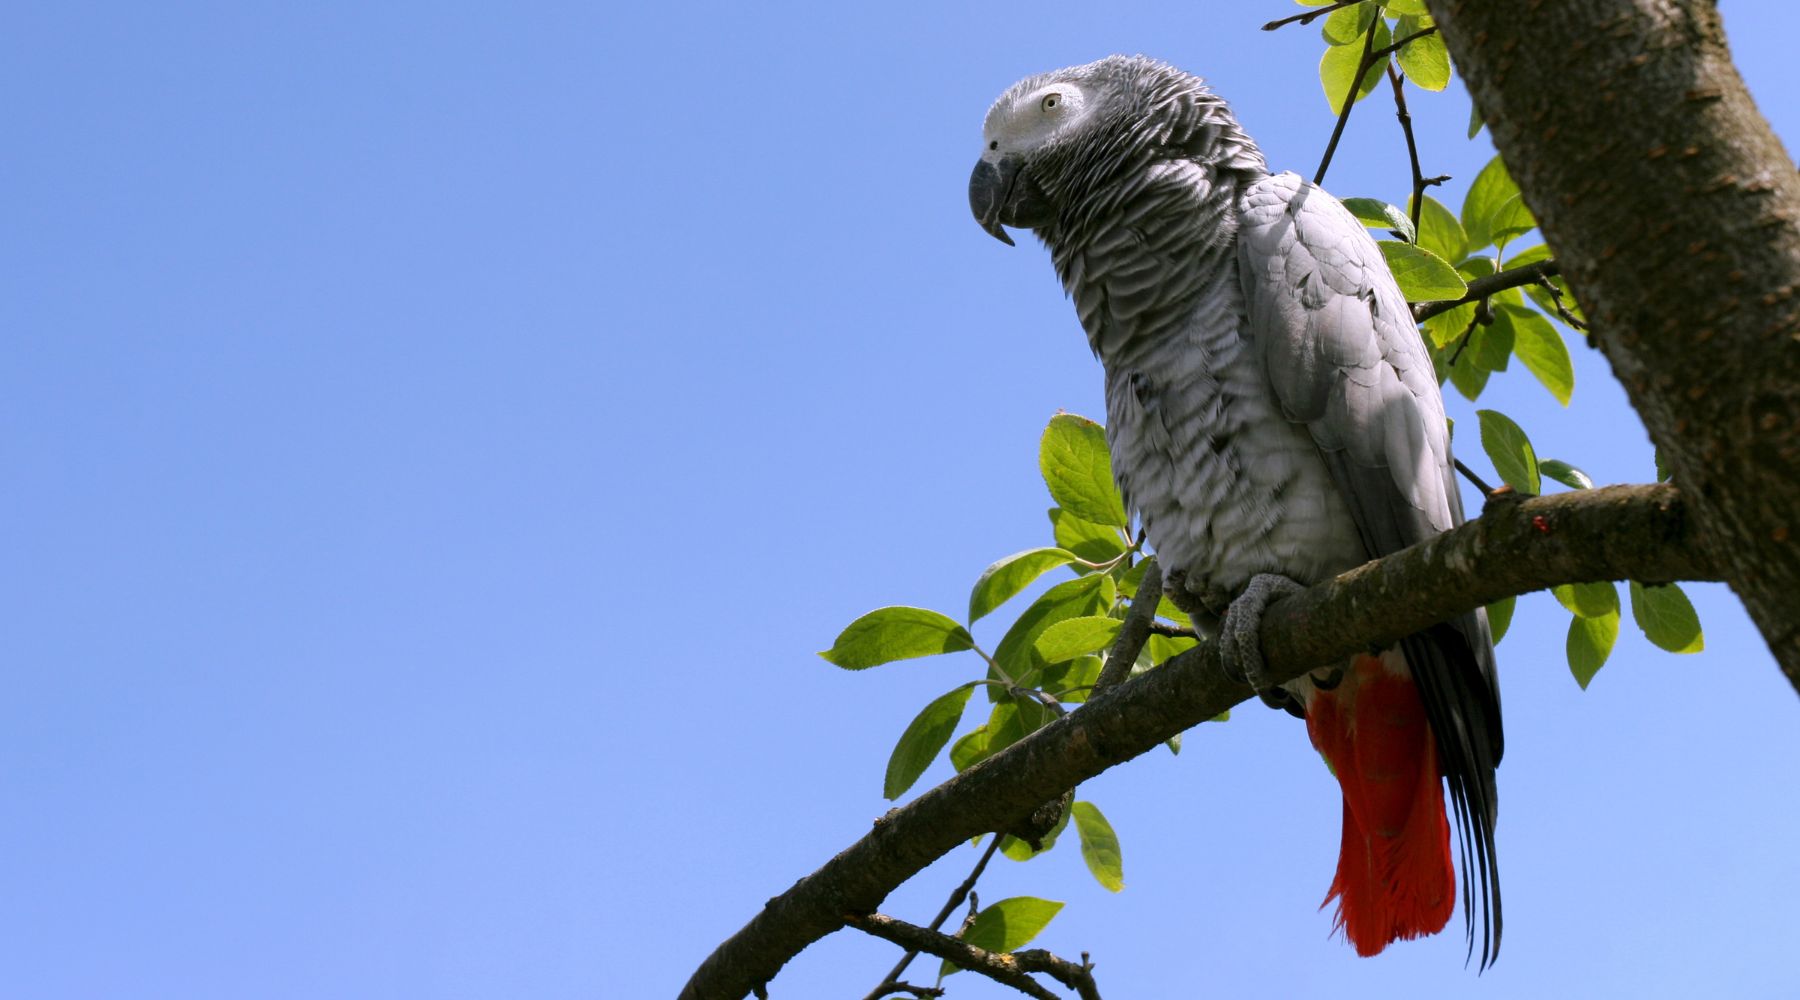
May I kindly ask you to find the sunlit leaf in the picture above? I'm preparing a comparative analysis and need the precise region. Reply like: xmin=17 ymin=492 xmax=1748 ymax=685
xmin=1379 ymin=240 xmax=1467 ymax=301
xmin=884 ymin=685 xmax=975 ymax=799
xmin=820 ymin=606 xmax=974 ymax=669
xmin=990 ymin=574 xmax=1114 ymax=698
xmin=1073 ymin=801 xmax=1125 ymax=892
xmin=1411 ymin=194 xmax=1468 ymax=264
xmin=1035 ymin=615 xmax=1122 ymax=663
xmin=1041 ymin=414 xmax=1127 ymax=528
xmin=1463 ymin=154 xmax=1533 ymax=250
xmin=1394 ymin=16 xmax=1450 ymax=91
xmin=1049 ymin=507 xmax=1127 ymax=564
xmin=1629 ymin=581 xmax=1704 ymax=653
xmin=969 ymin=548 xmax=1080 ymax=623
xmin=1318 ymin=18 xmax=1390 ymax=111
xmin=1476 ymin=408 xmax=1540 ymax=494
xmin=1487 ymin=595 xmax=1515 ymax=645
xmin=1498 ymin=303 xmax=1574 ymax=405
xmin=1321 ymin=0 xmax=1378 ymax=44
xmin=940 ymin=897 xmax=1065 ymax=978
xmin=1553 ymin=580 xmax=1620 ymax=619
xmin=1342 ymin=196 xmax=1417 ymax=243
xmin=1567 ymin=609 xmax=1619 ymax=689
xmin=1540 ymin=459 xmax=1594 ymax=490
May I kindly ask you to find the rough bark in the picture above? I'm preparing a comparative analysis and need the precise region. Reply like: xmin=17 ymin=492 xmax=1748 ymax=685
xmin=681 ymin=484 xmax=1716 ymax=999
xmin=1427 ymin=0 xmax=1800 ymax=691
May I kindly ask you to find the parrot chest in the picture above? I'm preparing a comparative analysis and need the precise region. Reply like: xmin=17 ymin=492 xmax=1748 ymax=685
xmin=1097 ymin=266 xmax=1367 ymax=617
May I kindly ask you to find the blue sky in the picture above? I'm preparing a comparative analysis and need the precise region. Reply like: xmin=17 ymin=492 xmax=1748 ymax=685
xmin=6 ymin=3 xmax=1798 ymax=998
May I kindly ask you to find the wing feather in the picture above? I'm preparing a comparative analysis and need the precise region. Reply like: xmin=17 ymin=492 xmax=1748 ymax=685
xmin=1238 ymin=171 xmax=1505 ymax=969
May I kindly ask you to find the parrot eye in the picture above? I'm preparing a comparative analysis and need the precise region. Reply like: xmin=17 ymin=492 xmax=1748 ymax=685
xmin=1041 ymin=93 xmax=1061 ymax=111
xmin=989 ymin=141 xmax=999 ymax=151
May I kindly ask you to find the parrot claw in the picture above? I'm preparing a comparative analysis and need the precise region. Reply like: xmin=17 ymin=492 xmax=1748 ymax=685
xmin=1218 ymin=573 xmax=1306 ymax=699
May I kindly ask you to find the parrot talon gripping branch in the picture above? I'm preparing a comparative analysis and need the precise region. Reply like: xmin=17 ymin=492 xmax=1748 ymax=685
xmin=970 ymin=55 xmax=1504 ymax=967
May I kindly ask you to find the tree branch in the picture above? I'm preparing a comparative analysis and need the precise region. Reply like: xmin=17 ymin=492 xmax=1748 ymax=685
xmin=859 ymin=837 xmax=1002 ymax=1000
xmin=1262 ymin=0 xmax=1370 ymax=32
xmin=681 ymin=484 xmax=1716 ymax=1000
xmin=1425 ymin=0 xmax=1800 ymax=688
xmin=1413 ymin=258 xmax=1562 ymax=321
xmin=846 ymin=913 xmax=1064 ymax=1000
xmin=1095 ymin=557 xmax=1160 ymax=692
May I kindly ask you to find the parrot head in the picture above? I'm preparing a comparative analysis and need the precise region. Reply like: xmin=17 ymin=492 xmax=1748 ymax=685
xmin=970 ymin=55 xmax=1265 ymax=245
xmin=969 ymin=60 xmax=1115 ymax=245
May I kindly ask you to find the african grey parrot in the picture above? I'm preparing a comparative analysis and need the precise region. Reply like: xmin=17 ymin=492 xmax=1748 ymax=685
xmin=970 ymin=55 xmax=1502 ymax=966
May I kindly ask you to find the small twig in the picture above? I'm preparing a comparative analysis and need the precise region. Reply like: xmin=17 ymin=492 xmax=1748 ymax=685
xmin=1444 ymin=301 xmax=1489 ymax=367
xmin=1386 ymin=64 xmax=1428 ymax=236
xmin=847 ymin=912 xmax=1070 ymax=1000
xmin=1261 ymin=0 xmax=1369 ymax=31
xmin=1454 ymin=458 xmax=1497 ymax=497
xmin=1414 ymin=258 xmax=1562 ymax=321
xmin=1094 ymin=557 xmax=1161 ymax=693
xmin=1015 ymin=950 xmax=1104 ymax=1000
xmin=1533 ymin=274 xmax=1590 ymax=330
xmin=1145 ymin=620 xmax=1195 ymax=638
xmin=1367 ymin=25 xmax=1438 ymax=65
xmin=859 ymin=839 xmax=1003 ymax=1000
xmin=1315 ymin=14 xmax=1383 ymax=185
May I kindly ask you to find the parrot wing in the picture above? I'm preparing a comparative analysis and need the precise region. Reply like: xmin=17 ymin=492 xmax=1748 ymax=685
xmin=1237 ymin=170 xmax=1504 ymax=969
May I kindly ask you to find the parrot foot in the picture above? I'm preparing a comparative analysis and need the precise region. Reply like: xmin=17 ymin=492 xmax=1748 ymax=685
xmin=1219 ymin=573 xmax=1305 ymax=698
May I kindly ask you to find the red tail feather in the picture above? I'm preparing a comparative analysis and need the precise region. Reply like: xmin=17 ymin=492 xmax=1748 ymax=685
xmin=1304 ymin=653 xmax=1455 ymax=957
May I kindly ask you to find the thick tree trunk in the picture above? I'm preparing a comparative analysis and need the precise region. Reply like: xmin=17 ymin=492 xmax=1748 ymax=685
xmin=1426 ymin=0 xmax=1800 ymax=691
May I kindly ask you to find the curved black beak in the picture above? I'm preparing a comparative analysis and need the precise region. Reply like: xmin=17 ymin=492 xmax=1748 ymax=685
xmin=969 ymin=157 xmax=1017 ymax=246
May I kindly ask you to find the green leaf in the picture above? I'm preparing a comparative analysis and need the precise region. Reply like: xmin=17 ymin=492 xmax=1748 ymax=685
xmin=1318 ymin=18 xmax=1390 ymax=112
xmin=1462 ymin=155 xmax=1533 ymax=250
xmin=1470 ymin=315 xmax=1513 ymax=373
xmin=1655 ymin=448 xmax=1672 ymax=482
xmin=949 ymin=725 xmax=989 ymax=772
xmin=941 ymin=897 xmax=1065 ymax=978
xmin=1041 ymin=414 xmax=1127 ymax=528
xmin=1386 ymin=0 xmax=1430 ymax=14
xmin=1467 ymin=98 xmax=1485 ymax=139
xmin=1410 ymin=194 xmax=1469 ymax=266
xmin=1553 ymin=580 xmax=1620 ymax=619
xmin=1446 ymin=345 xmax=1491 ymax=400
xmin=1424 ymin=298 xmax=1476 ymax=349
xmin=990 ymin=574 xmax=1113 ymax=698
xmin=884 ymin=685 xmax=975 ymax=799
xmin=1048 ymin=507 xmax=1127 ymax=564
xmin=1379 ymin=241 xmax=1468 ymax=301
xmin=958 ymin=697 xmax=1050 ymax=768
xmin=1321 ymin=0 xmax=1378 ymax=45
xmin=1073 ymin=801 xmax=1125 ymax=892
xmin=1394 ymin=17 xmax=1450 ymax=91
xmin=1041 ymin=654 xmax=1102 ymax=703
xmin=1342 ymin=197 xmax=1417 ymax=243
xmin=820 ymin=606 xmax=974 ymax=670
xmin=1497 ymin=303 xmax=1574 ymax=405
xmin=1567 ymin=609 xmax=1619 ymax=689
xmin=1540 ymin=459 xmax=1594 ymax=490
xmin=969 ymin=547 xmax=1080 ymax=623
xmin=1147 ymin=632 xmax=1198 ymax=665
xmin=1034 ymin=615 xmax=1122 ymax=663
xmin=1629 ymin=581 xmax=1704 ymax=653
xmin=1476 ymin=408 xmax=1540 ymax=494
xmin=1486 ymin=595 xmax=1515 ymax=645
